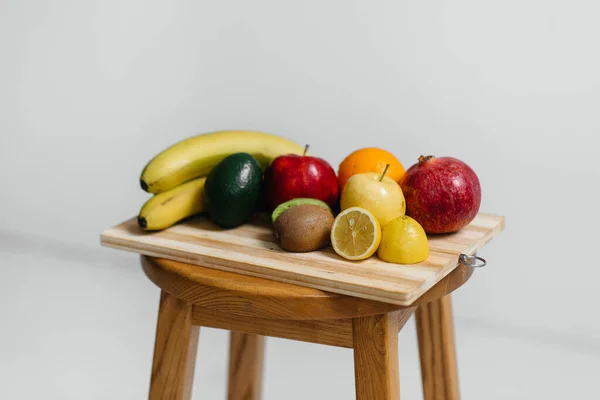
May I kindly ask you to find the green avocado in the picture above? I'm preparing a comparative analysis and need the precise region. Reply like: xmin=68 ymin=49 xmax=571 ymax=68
xmin=203 ymin=152 xmax=262 ymax=228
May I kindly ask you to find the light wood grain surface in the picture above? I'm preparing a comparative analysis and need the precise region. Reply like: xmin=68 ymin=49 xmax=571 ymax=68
xmin=192 ymin=307 xmax=354 ymax=348
xmin=143 ymin=256 xmax=407 ymax=320
xmin=142 ymin=256 xmax=472 ymax=320
xmin=416 ymin=295 xmax=460 ymax=400
xmin=227 ymin=332 xmax=264 ymax=400
xmin=353 ymin=312 xmax=401 ymax=399
xmin=149 ymin=291 xmax=199 ymax=400
xmin=101 ymin=213 xmax=504 ymax=306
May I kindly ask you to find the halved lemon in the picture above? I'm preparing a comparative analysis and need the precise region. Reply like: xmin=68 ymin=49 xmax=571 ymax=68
xmin=331 ymin=207 xmax=381 ymax=261
xmin=377 ymin=215 xmax=429 ymax=264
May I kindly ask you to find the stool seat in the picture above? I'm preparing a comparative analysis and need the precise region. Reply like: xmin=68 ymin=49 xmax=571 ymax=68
xmin=142 ymin=256 xmax=473 ymax=321
xmin=141 ymin=255 xmax=474 ymax=400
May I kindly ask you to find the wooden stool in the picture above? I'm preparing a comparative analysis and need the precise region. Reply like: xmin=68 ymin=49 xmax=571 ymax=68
xmin=142 ymin=255 xmax=473 ymax=400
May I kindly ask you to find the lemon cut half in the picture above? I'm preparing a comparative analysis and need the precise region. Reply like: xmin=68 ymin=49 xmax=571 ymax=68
xmin=331 ymin=207 xmax=381 ymax=261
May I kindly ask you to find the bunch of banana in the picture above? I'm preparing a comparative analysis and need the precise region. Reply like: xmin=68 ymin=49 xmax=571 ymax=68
xmin=138 ymin=177 xmax=207 ymax=231
xmin=137 ymin=130 xmax=304 ymax=231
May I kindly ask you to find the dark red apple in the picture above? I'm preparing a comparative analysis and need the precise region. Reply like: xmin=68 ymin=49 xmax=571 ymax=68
xmin=263 ymin=146 xmax=339 ymax=211
xmin=400 ymin=155 xmax=481 ymax=234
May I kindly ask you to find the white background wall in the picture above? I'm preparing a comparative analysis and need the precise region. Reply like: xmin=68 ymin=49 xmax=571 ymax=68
xmin=1 ymin=0 xmax=599 ymax=398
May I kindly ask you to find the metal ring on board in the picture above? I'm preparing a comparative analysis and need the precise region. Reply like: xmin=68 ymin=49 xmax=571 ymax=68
xmin=459 ymin=254 xmax=487 ymax=268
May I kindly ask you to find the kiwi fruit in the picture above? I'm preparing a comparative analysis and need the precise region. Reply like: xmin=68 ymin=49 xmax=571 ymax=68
xmin=272 ymin=204 xmax=334 ymax=252
xmin=271 ymin=198 xmax=332 ymax=224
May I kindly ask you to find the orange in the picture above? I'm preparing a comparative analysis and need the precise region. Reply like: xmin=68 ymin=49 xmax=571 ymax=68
xmin=337 ymin=148 xmax=405 ymax=190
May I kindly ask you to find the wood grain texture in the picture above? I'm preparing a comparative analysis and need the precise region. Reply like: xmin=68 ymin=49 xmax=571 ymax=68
xmin=396 ymin=308 xmax=416 ymax=332
xmin=228 ymin=333 xmax=265 ymax=400
xmin=415 ymin=295 xmax=460 ymax=400
xmin=141 ymin=257 xmax=472 ymax=320
xmin=101 ymin=213 xmax=504 ymax=306
xmin=426 ymin=215 xmax=505 ymax=256
xmin=353 ymin=312 xmax=400 ymax=400
xmin=149 ymin=291 xmax=199 ymax=400
xmin=411 ymin=264 xmax=473 ymax=307
xmin=193 ymin=307 xmax=354 ymax=348
xmin=142 ymin=256 xmax=404 ymax=320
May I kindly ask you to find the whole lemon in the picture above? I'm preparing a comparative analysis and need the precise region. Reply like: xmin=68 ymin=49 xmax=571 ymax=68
xmin=377 ymin=215 xmax=429 ymax=264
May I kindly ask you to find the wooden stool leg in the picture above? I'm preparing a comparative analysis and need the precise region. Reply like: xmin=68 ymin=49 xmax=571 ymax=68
xmin=227 ymin=332 xmax=265 ymax=400
xmin=353 ymin=312 xmax=400 ymax=400
xmin=415 ymin=294 xmax=460 ymax=400
xmin=149 ymin=291 xmax=200 ymax=400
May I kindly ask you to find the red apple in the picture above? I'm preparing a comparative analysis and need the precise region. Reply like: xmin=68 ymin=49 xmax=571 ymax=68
xmin=263 ymin=146 xmax=339 ymax=211
xmin=400 ymin=155 xmax=481 ymax=234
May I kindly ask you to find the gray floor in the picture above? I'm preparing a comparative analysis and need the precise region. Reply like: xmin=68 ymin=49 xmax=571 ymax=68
xmin=1 ymin=233 xmax=598 ymax=399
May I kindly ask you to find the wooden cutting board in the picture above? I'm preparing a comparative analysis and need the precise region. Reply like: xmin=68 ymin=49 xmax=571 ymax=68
xmin=101 ymin=213 xmax=504 ymax=306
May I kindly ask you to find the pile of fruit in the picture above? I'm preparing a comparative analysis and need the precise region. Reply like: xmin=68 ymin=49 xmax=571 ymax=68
xmin=137 ymin=130 xmax=481 ymax=265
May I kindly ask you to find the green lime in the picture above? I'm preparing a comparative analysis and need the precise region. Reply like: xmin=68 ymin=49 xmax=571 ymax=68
xmin=203 ymin=153 xmax=262 ymax=228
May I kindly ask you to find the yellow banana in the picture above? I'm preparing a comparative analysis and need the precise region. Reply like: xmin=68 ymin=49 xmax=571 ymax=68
xmin=138 ymin=177 xmax=206 ymax=231
xmin=140 ymin=130 xmax=305 ymax=193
